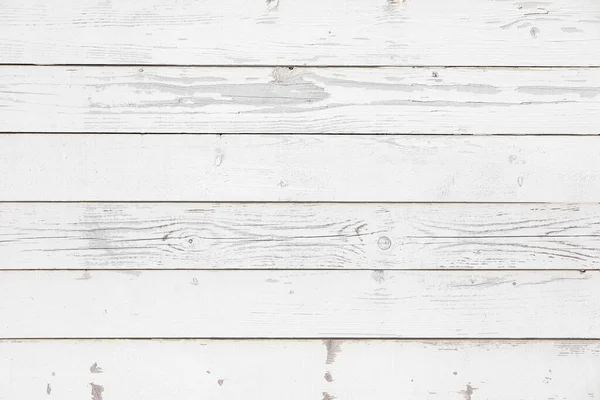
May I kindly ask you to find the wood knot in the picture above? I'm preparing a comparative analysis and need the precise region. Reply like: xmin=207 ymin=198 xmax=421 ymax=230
xmin=377 ymin=236 xmax=392 ymax=250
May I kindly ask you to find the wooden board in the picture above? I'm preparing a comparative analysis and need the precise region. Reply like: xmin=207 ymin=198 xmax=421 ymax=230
xmin=1 ymin=203 xmax=599 ymax=270
xmin=1 ymin=339 xmax=599 ymax=400
xmin=1 ymin=67 xmax=599 ymax=134
xmin=1 ymin=135 xmax=600 ymax=202
xmin=1 ymin=0 xmax=599 ymax=66
xmin=1 ymin=270 xmax=597 ymax=338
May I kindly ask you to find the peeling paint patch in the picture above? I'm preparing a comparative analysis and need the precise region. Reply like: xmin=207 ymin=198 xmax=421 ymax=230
xmin=323 ymin=392 xmax=336 ymax=400
xmin=218 ymin=379 xmax=224 ymax=386
xmin=90 ymin=362 xmax=103 ymax=373
xmin=324 ymin=371 xmax=333 ymax=382
xmin=77 ymin=271 xmax=92 ymax=280
xmin=372 ymin=270 xmax=386 ymax=284
xmin=324 ymin=340 xmax=342 ymax=364
xmin=90 ymin=383 xmax=104 ymax=400
xmin=459 ymin=384 xmax=477 ymax=400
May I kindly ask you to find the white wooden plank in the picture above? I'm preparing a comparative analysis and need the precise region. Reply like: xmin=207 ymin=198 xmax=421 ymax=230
xmin=0 ymin=203 xmax=598 ymax=270
xmin=1 ymin=0 xmax=599 ymax=66
xmin=1 ymin=270 xmax=598 ymax=338
xmin=1 ymin=339 xmax=599 ymax=400
xmin=1 ymin=135 xmax=600 ymax=202
xmin=1 ymin=67 xmax=599 ymax=134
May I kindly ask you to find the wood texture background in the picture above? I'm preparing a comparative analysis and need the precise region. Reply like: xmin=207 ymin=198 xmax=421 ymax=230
xmin=1 ymin=270 xmax=598 ymax=338
xmin=1 ymin=0 xmax=599 ymax=397
xmin=1 ymin=0 xmax=599 ymax=66
xmin=0 ymin=203 xmax=598 ymax=270
xmin=1 ymin=340 xmax=599 ymax=400
xmin=1 ymin=67 xmax=599 ymax=134
xmin=1 ymin=135 xmax=600 ymax=201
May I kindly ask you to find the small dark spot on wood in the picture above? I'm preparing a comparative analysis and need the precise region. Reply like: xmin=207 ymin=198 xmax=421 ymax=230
xmin=162 ymin=233 xmax=169 ymax=241
xmin=90 ymin=383 xmax=104 ymax=400
xmin=52 ymin=372 xmax=55 ymax=376
xmin=432 ymin=71 xmax=438 ymax=78
xmin=453 ymin=371 xmax=458 ymax=375
xmin=517 ymin=177 xmax=524 ymax=187
xmin=324 ymin=372 xmax=333 ymax=382
xmin=580 ymin=270 xmax=587 ymax=274
xmin=288 ymin=66 xmax=294 ymax=70
xmin=206 ymin=370 xmax=211 ymax=374
xmin=218 ymin=379 xmax=224 ymax=386
xmin=138 ymin=68 xmax=144 ymax=73
xmin=46 ymin=383 xmax=51 ymax=395
xmin=278 ymin=180 xmax=289 ymax=188
xmin=459 ymin=384 xmax=477 ymax=400
xmin=289 ymin=290 xmax=295 ymax=294
xmin=530 ymin=27 xmax=540 ymax=38
xmin=324 ymin=340 xmax=342 ymax=364
xmin=512 ymin=282 xmax=517 ymax=286
xmin=323 ymin=392 xmax=336 ymax=400
xmin=90 ymin=362 xmax=103 ymax=373
xmin=191 ymin=277 xmax=199 ymax=286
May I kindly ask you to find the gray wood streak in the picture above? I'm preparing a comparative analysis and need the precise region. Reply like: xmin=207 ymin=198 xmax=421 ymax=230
xmin=1 ymin=0 xmax=599 ymax=66
xmin=0 ymin=67 xmax=599 ymax=133
xmin=1 ymin=340 xmax=599 ymax=400
xmin=0 ymin=270 xmax=598 ymax=338
xmin=0 ymin=203 xmax=599 ymax=270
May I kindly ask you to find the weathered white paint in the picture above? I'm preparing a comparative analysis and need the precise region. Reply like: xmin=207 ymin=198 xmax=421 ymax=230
xmin=1 ymin=0 xmax=599 ymax=66
xmin=0 ymin=203 xmax=598 ymax=270
xmin=0 ymin=270 xmax=597 ymax=338
xmin=1 ymin=67 xmax=599 ymax=134
xmin=1 ymin=135 xmax=600 ymax=202
xmin=1 ymin=339 xmax=599 ymax=400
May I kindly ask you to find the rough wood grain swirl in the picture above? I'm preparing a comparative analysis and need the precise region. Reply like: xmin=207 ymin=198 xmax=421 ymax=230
xmin=0 ymin=203 xmax=598 ymax=270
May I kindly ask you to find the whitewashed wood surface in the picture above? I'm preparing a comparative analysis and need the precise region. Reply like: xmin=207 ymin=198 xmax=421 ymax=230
xmin=1 ymin=0 xmax=599 ymax=66
xmin=1 ymin=135 xmax=600 ymax=201
xmin=0 ymin=203 xmax=598 ymax=270
xmin=1 ymin=67 xmax=599 ymax=134
xmin=1 ymin=270 xmax=597 ymax=338
xmin=1 ymin=339 xmax=599 ymax=400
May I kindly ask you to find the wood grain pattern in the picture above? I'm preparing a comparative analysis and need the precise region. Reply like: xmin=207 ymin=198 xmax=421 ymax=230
xmin=1 ymin=203 xmax=599 ymax=270
xmin=1 ymin=270 xmax=598 ymax=338
xmin=1 ymin=339 xmax=599 ymax=400
xmin=1 ymin=67 xmax=599 ymax=134
xmin=1 ymin=0 xmax=599 ymax=66
xmin=1 ymin=135 xmax=600 ymax=202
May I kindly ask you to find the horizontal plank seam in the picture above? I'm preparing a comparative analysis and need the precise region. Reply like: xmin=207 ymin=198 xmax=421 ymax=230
xmin=2 ymin=133 xmax=600 ymax=137
xmin=0 ymin=269 xmax=596 ymax=272
xmin=2 ymin=337 xmax=600 ymax=341
xmin=2 ymin=64 xmax=600 ymax=69
xmin=1 ymin=201 xmax=600 ymax=205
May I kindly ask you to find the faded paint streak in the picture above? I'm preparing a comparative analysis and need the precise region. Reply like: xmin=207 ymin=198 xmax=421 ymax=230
xmin=90 ymin=383 xmax=104 ymax=400
xmin=324 ymin=340 xmax=342 ymax=364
